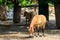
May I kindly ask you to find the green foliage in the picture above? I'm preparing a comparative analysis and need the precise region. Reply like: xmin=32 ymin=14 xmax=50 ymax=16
xmin=7 ymin=4 xmax=13 ymax=9
xmin=0 ymin=0 xmax=2 ymax=4
xmin=19 ymin=0 xmax=54 ymax=6
xmin=18 ymin=0 xmax=31 ymax=6
xmin=0 ymin=0 xmax=58 ymax=7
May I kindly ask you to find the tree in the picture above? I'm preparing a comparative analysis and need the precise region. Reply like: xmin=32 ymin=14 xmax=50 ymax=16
xmin=13 ymin=0 xmax=21 ymax=23
xmin=54 ymin=0 xmax=60 ymax=28
xmin=0 ymin=0 xmax=2 ymax=4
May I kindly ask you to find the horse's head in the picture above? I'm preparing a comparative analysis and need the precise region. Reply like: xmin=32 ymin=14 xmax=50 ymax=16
xmin=27 ymin=26 xmax=34 ymax=34
xmin=24 ymin=11 xmax=27 ymax=16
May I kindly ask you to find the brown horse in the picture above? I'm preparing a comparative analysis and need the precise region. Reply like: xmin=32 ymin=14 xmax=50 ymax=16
xmin=24 ymin=11 xmax=33 ymax=25
xmin=28 ymin=15 xmax=47 ymax=37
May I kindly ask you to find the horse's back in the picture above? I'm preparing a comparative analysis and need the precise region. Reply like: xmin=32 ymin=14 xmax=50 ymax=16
xmin=38 ymin=15 xmax=47 ymax=22
xmin=32 ymin=15 xmax=47 ymax=22
xmin=30 ymin=15 xmax=47 ymax=27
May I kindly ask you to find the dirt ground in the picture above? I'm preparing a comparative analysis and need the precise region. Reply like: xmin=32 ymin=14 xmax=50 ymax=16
xmin=0 ymin=29 xmax=60 ymax=40
xmin=0 ymin=12 xmax=60 ymax=40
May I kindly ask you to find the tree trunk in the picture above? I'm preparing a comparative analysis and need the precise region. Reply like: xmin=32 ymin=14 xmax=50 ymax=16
xmin=13 ymin=0 xmax=21 ymax=23
xmin=39 ymin=3 xmax=49 ymax=20
xmin=54 ymin=2 xmax=60 ymax=28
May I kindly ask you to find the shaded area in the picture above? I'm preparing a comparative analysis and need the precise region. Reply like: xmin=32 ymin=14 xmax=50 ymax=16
xmin=0 ymin=22 xmax=60 ymax=35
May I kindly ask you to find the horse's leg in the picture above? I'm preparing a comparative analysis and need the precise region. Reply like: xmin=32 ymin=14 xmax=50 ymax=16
xmin=42 ymin=24 xmax=45 ymax=37
xmin=42 ymin=28 xmax=44 ymax=36
xmin=37 ymin=27 xmax=43 ymax=37
xmin=25 ymin=18 xmax=27 ymax=25
xmin=28 ymin=19 xmax=30 ymax=25
xmin=36 ymin=25 xmax=43 ymax=37
xmin=36 ymin=25 xmax=40 ymax=37
xmin=29 ymin=27 xmax=34 ymax=37
xmin=34 ymin=27 xmax=37 ymax=36
xmin=38 ymin=25 xmax=40 ymax=35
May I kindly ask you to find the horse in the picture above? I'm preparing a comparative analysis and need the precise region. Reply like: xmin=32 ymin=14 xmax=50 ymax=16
xmin=24 ymin=11 xmax=33 ymax=25
xmin=27 ymin=14 xmax=47 ymax=37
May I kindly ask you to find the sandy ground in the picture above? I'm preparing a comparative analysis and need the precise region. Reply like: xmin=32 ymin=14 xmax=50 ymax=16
xmin=0 ymin=14 xmax=60 ymax=40
xmin=0 ymin=30 xmax=60 ymax=40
